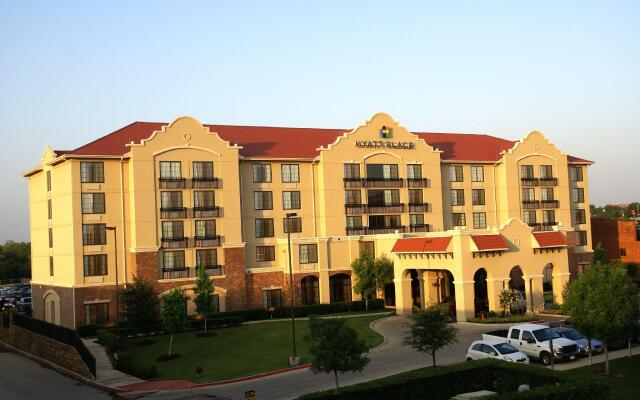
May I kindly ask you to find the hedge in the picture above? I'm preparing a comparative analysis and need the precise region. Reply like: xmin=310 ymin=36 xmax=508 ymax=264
xmin=76 ymin=324 xmax=98 ymax=337
xmin=298 ymin=360 xmax=608 ymax=400
xmin=116 ymin=351 xmax=158 ymax=379
xmin=467 ymin=314 xmax=537 ymax=324
xmin=96 ymin=329 xmax=121 ymax=353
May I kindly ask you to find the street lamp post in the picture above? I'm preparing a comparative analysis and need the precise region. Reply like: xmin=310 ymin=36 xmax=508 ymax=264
xmin=286 ymin=212 xmax=300 ymax=366
xmin=105 ymin=226 xmax=120 ymax=348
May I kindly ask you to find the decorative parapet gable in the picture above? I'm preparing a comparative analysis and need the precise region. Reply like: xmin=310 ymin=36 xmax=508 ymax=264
xmin=500 ymin=130 xmax=567 ymax=162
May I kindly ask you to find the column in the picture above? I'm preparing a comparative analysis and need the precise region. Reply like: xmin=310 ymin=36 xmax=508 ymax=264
xmin=552 ymin=272 xmax=571 ymax=305
xmin=319 ymin=270 xmax=331 ymax=304
xmin=453 ymin=280 xmax=475 ymax=322
xmin=417 ymin=271 xmax=426 ymax=309
xmin=523 ymin=274 xmax=545 ymax=313
xmin=394 ymin=277 xmax=413 ymax=316
xmin=424 ymin=271 xmax=440 ymax=306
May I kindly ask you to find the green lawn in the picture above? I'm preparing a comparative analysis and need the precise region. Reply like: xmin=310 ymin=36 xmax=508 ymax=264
xmin=571 ymin=355 xmax=640 ymax=400
xmin=124 ymin=314 xmax=387 ymax=383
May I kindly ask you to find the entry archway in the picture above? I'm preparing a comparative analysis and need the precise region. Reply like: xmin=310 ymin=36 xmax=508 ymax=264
xmin=329 ymin=274 xmax=352 ymax=304
xmin=473 ymin=268 xmax=489 ymax=316
xmin=509 ymin=266 xmax=526 ymax=314
xmin=43 ymin=290 xmax=61 ymax=325
xmin=300 ymin=276 xmax=320 ymax=305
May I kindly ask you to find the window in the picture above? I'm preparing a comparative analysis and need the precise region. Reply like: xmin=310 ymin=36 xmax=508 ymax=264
xmin=359 ymin=241 xmax=374 ymax=256
xmin=572 ymin=188 xmax=584 ymax=203
xmin=366 ymin=164 xmax=399 ymax=179
xmin=49 ymin=256 xmax=54 ymax=276
xmin=281 ymin=164 xmax=300 ymax=183
xmin=542 ymin=210 xmax=556 ymax=224
xmin=452 ymin=213 xmax=466 ymax=227
xmin=407 ymin=164 xmax=422 ymax=179
xmin=343 ymin=163 xmax=360 ymax=179
xmin=410 ymin=214 xmax=424 ymax=226
xmin=523 ymin=210 xmax=537 ymax=224
xmin=522 ymin=331 xmax=536 ymax=343
xmin=522 ymin=188 xmax=535 ymax=202
xmin=194 ymin=191 xmax=215 ymax=209
xmin=472 ymin=189 xmax=485 ymax=205
xmin=196 ymin=249 xmax=218 ymax=267
xmin=283 ymin=217 xmax=302 ymax=233
xmin=449 ymin=165 xmax=463 ymax=182
xmin=48 ymin=199 xmax=52 ymax=219
xmin=520 ymin=165 xmax=534 ymax=179
xmin=621 ymin=248 xmax=627 ymax=257
xmin=575 ymin=230 xmax=588 ymax=246
xmin=195 ymin=220 xmax=216 ymax=238
xmin=450 ymin=189 xmax=465 ymax=206
xmin=541 ymin=188 xmax=554 ymax=201
xmin=344 ymin=190 xmax=361 ymax=205
xmin=473 ymin=212 xmax=487 ymax=229
xmin=252 ymin=163 xmax=272 ymax=183
xmin=163 ymin=251 xmax=185 ymax=269
xmin=83 ymin=254 xmax=108 ymax=276
xmin=84 ymin=303 xmax=109 ymax=326
xmin=299 ymin=244 xmax=318 ymax=263
xmin=573 ymin=209 xmax=586 ymax=224
xmin=160 ymin=191 xmax=183 ymax=209
xmin=159 ymin=161 xmax=182 ymax=180
xmin=282 ymin=191 xmax=301 ymax=209
xmin=471 ymin=166 xmax=484 ymax=182
xmin=255 ymin=218 xmax=274 ymax=238
xmin=162 ymin=221 xmax=184 ymax=239
xmin=367 ymin=189 xmax=400 ymax=206
xmin=48 ymin=228 xmax=53 ymax=248
xmin=263 ymin=289 xmax=282 ymax=308
xmin=82 ymin=224 xmax=106 ymax=245
xmin=368 ymin=215 xmax=401 ymax=228
xmin=540 ymin=165 xmax=553 ymax=179
xmin=192 ymin=162 xmax=214 ymax=179
xmin=408 ymin=189 xmax=423 ymax=205
xmin=256 ymin=246 xmax=276 ymax=262
xmin=510 ymin=329 xmax=521 ymax=340
xmin=570 ymin=166 xmax=583 ymax=181
xmin=254 ymin=191 xmax=273 ymax=210
xmin=81 ymin=193 xmax=106 ymax=214
xmin=46 ymin=171 xmax=51 ymax=191
xmin=80 ymin=162 xmax=104 ymax=183
xmin=301 ymin=276 xmax=320 ymax=305
xmin=346 ymin=216 xmax=362 ymax=228
xmin=211 ymin=295 xmax=220 ymax=313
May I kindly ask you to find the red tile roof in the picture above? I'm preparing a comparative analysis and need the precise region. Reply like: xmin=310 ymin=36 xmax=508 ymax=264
xmin=391 ymin=237 xmax=452 ymax=253
xmin=471 ymin=234 xmax=510 ymax=251
xmin=54 ymin=121 xmax=591 ymax=163
xmin=533 ymin=232 xmax=567 ymax=248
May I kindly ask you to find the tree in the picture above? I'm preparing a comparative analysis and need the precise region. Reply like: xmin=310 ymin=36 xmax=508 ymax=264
xmin=498 ymin=289 xmax=521 ymax=316
xmin=305 ymin=315 xmax=370 ymax=388
xmin=592 ymin=242 xmax=607 ymax=265
xmin=373 ymin=256 xmax=394 ymax=297
xmin=352 ymin=253 xmax=394 ymax=310
xmin=0 ymin=241 xmax=31 ymax=280
xmin=404 ymin=305 xmax=457 ymax=367
xmin=123 ymin=275 xmax=159 ymax=335
xmin=563 ymin=262 xmax=640 ymax=375
xmin=193 ymin=265 xmax=215 ymax=336
xmin=161 ymin=288 xmax=189 ymax=358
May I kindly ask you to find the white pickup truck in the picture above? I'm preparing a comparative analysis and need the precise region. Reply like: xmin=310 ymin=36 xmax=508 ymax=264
xmin=482 ymin=323 xmax=579 ymax=365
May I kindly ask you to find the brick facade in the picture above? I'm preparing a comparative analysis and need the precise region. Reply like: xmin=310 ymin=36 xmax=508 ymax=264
xmin=565 ymin=231 xmax=594 ymax=276
xmin=591 ymin=217 xmax=640 ymax=264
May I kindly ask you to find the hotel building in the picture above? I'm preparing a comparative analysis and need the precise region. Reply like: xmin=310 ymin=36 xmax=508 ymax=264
xmin=23 ymin=113 xmax=593 ymax=328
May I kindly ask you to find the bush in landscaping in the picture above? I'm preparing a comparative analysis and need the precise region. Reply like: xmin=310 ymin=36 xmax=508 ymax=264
xmin=97 ymin=329 xmax=121 ymax=353
xmin=116 ymin=350 xmax=158 ymax=379
xmin=468 ymin=314 xmax=537 ymax=324
xmin=76 ymin=324 xmax=98 ymax=337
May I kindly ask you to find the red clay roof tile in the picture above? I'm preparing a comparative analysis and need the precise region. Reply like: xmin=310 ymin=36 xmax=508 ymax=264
xmin=533 ymin=232 xmax=567 ymax=247
xmin=471 ymin=234 xmax=510 ymax=251
xmin=391 ymin=237 xmax=452 ymax=253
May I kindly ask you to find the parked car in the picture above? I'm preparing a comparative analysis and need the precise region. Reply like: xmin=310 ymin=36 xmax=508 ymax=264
xmin=483 ymin=323 xmax=579 ymax=365
xmin=15 ymin=286 xmax=31 ymax=299
xmin=466 ymin=340 xmax=529 ymax=364
xmin=16 ymin=297 xmax=32 ymax=315
xmin=551 ymin=326 xmax=603 ymax=355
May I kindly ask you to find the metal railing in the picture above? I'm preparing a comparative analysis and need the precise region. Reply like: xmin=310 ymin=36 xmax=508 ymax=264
xmin=366 ymin=204 xmax=405 ymax=213
xmin=160 ymin=207 xmax=188 ymax=219
xmin=193 ymin=206 xmax=221 ymax=218
xmin=540 ymin=200 xmax=559 ymax=208
xmin=539 ymin=178 xmax=558 ymax=186
xmin=191 ymin=177 xmax=221 ymax=189
xmin=407 ymin=178 xmax=430 ymax=188
xmin=160 ymin=265 xmax=224 ymax=279
xmin=522 ymin=200 xmax=541 ymax=209
xmin=409 ymin=224 xmax=431 ymax=233
xmin=193 ymin=236 xmax=222 ymax=247
xmin=408 ymin=203 xmax=431 ymax=212
xmin=363 ymin=178 xmax=404 ymax=188
xmin=343 ymin=178 xmax=363 ymax=188
xmin=521 ymin=178 xmax=539 ymax=187
xmin=345 ymin=226 xmax=406 ymax=235
xmin=159 ymin=178 xmax=187 ymax=189
xmin=161 ymin=237 xmax=189 ymax=249
xmin=344 ymin=204 xmax=367 ymax=215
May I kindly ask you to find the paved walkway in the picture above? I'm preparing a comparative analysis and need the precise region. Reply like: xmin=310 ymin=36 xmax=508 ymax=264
xmin=82 ymin=338 xmax=144 ymax=387
xmin=553 ymin=347 xmax=636 ymax=371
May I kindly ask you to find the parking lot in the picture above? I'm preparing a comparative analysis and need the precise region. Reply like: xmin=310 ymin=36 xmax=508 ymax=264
xmin=0 ymin=283 xmax=32 ymax=315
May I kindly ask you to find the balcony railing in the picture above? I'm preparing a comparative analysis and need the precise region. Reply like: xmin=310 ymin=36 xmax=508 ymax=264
xmin=540 ymin=222 xmax=557 ymax=231
xmin=366 ymin=226 xmax=406 ymax=235
xmin=345 ymin=204 xmax=366 ymax=215
xmin=409 ymin=224 xmax=431 ymax=233
xmin=193 ymin=206 xmax=221 ymax=218
xmin=366 ymin=204 xmax=405 ymax=214
xmin=539 ymin=178 xmax=558 ymax=186
xmin=161 ymin=237 xmax=188 ymax=249
xmin=363 ymin=178 xmax=404 ymax=188
xmin=408 ymin=203 xmax=431 ymax=212
xmin=521 ymin=178 xmax=539 ymax=187
xmin=203 ymin=265 xmax=225 ymax=276
xmin=191 ymin=177 xmax=221 ymax=189
xmin=160 ymin=207 xmax=187 ymax=219
xmin=522 ymin=200 xmax=541 ymax=209
xmin=159 ymin=178 xmax=187 ymax=189
xmin=540 ymin=200 xmax=559 ymax=208
xmin=343 ymin=178 xmax=363 ymax=188
xmin=160 ymin=265 xmax=225 ymax=280
xmin=345 ymin=226 xmax=367 ymax=235
xmin=407 ymin=178 xmax=430 ymax=188
xmin=193 ymin=235 xmax=221 ymax=247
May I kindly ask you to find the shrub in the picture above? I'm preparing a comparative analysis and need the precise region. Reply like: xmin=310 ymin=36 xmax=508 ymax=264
xmin=76 ymin=324 xmax=98 ymax=337
xmin=467 ymin=314 xmax=537 ymax=324
xmin=96 ymin=329 xmax=120 ymax=353
xmin=116 ymin=351 xmax=158 ymax=379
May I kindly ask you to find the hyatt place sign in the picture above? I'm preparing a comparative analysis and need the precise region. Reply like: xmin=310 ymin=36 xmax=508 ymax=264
xmin=355 ymin=140 xmax=416 ymax=149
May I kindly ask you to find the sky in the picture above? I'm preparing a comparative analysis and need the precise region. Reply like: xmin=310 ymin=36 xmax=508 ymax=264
xmin=1 ymin=1 xmax=639 ymax=242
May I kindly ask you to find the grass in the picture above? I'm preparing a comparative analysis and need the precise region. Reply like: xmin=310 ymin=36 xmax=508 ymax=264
xmin=467 ymin=314 xmax=538 ymax=323
xmin=572 ymin=355 xmax=640 ymax=400
xmin=124 ymin=314 xmax=386 ymax=383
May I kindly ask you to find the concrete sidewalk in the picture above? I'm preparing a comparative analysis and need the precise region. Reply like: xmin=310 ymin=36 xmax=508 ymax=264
xmin=82 ymin=338 xmax=144 ymax=387
xmin=552 ymin=347 xmax=636 ymax=371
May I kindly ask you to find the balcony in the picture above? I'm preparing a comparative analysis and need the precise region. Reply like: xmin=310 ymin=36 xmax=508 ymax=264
xmin=409 ymin=224 xmax=431 ymax=233
xmin=540 ymin=200 xmax=559 ymax=208
xmin=345 ymin=204 xmax=366 ymax=215
xmin=202 ymin=265 xmax=225 ymax=276
xmin=160 ymin=265 xmax=224 ymax=280
xmin=540 ymin=222 xmax=557 ymax=231
xmin=193 ymin=206 xmax=221 ymax=218
xmin=159 ymin=178 xmax=187 ymax=189
xmin=346 ymin=226 xmax=367 ymax=235
xmin=161 ymin=237 xmax=188 ymax=249
xmin=343 ymin=178 xmax=363 ymax=188
xmin=193 ymin=235 xmax=221 ymax=247
xmin=407 ymin=178 xmax=430 ymax=188
xmin=366 ymin=226 xmax=406 ymax=235
xmin=191 ymin=177 xmax=221 ymax=189
xmin=522 ymin=200 xmax=541 ymax=209
xmin=363 ymin=178 xmax=404 ymax=188
xmin=539 ymin=178 xmax=558 ymax=186
xmin=366 ymin=204 xmax=405 ymax=214
xmin=160 ymin=207 xmax=187 ymax=219
xmin=408 ymin=203 xmax=431 ymax=213
xmin=521 ymin=178 xmax=539 ymax=187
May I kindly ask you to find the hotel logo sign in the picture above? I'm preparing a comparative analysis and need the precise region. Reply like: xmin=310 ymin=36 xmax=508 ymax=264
xmin=355 ymin=125 xmax=416 ymax=149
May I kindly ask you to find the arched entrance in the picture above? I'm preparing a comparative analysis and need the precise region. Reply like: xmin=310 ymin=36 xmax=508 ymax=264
xmin=384 ymin=282 xmax=396 ymax=306
xmin=329 ymin=274 xmax=352 ymax=304
xmin=473 ymin=268 xmax=489 ymax=316
xmin=300 ymin=276 xmax=320 ymax=305
xmin=43 ymin=290 xmax=60 ymax=325
xmin=509 ymin=266 xmax=526 ymax=314
xmin=543 ymin=264 xmax=554 ymax=308
xmin=408 ymin=269 xmax=421 ymax=308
